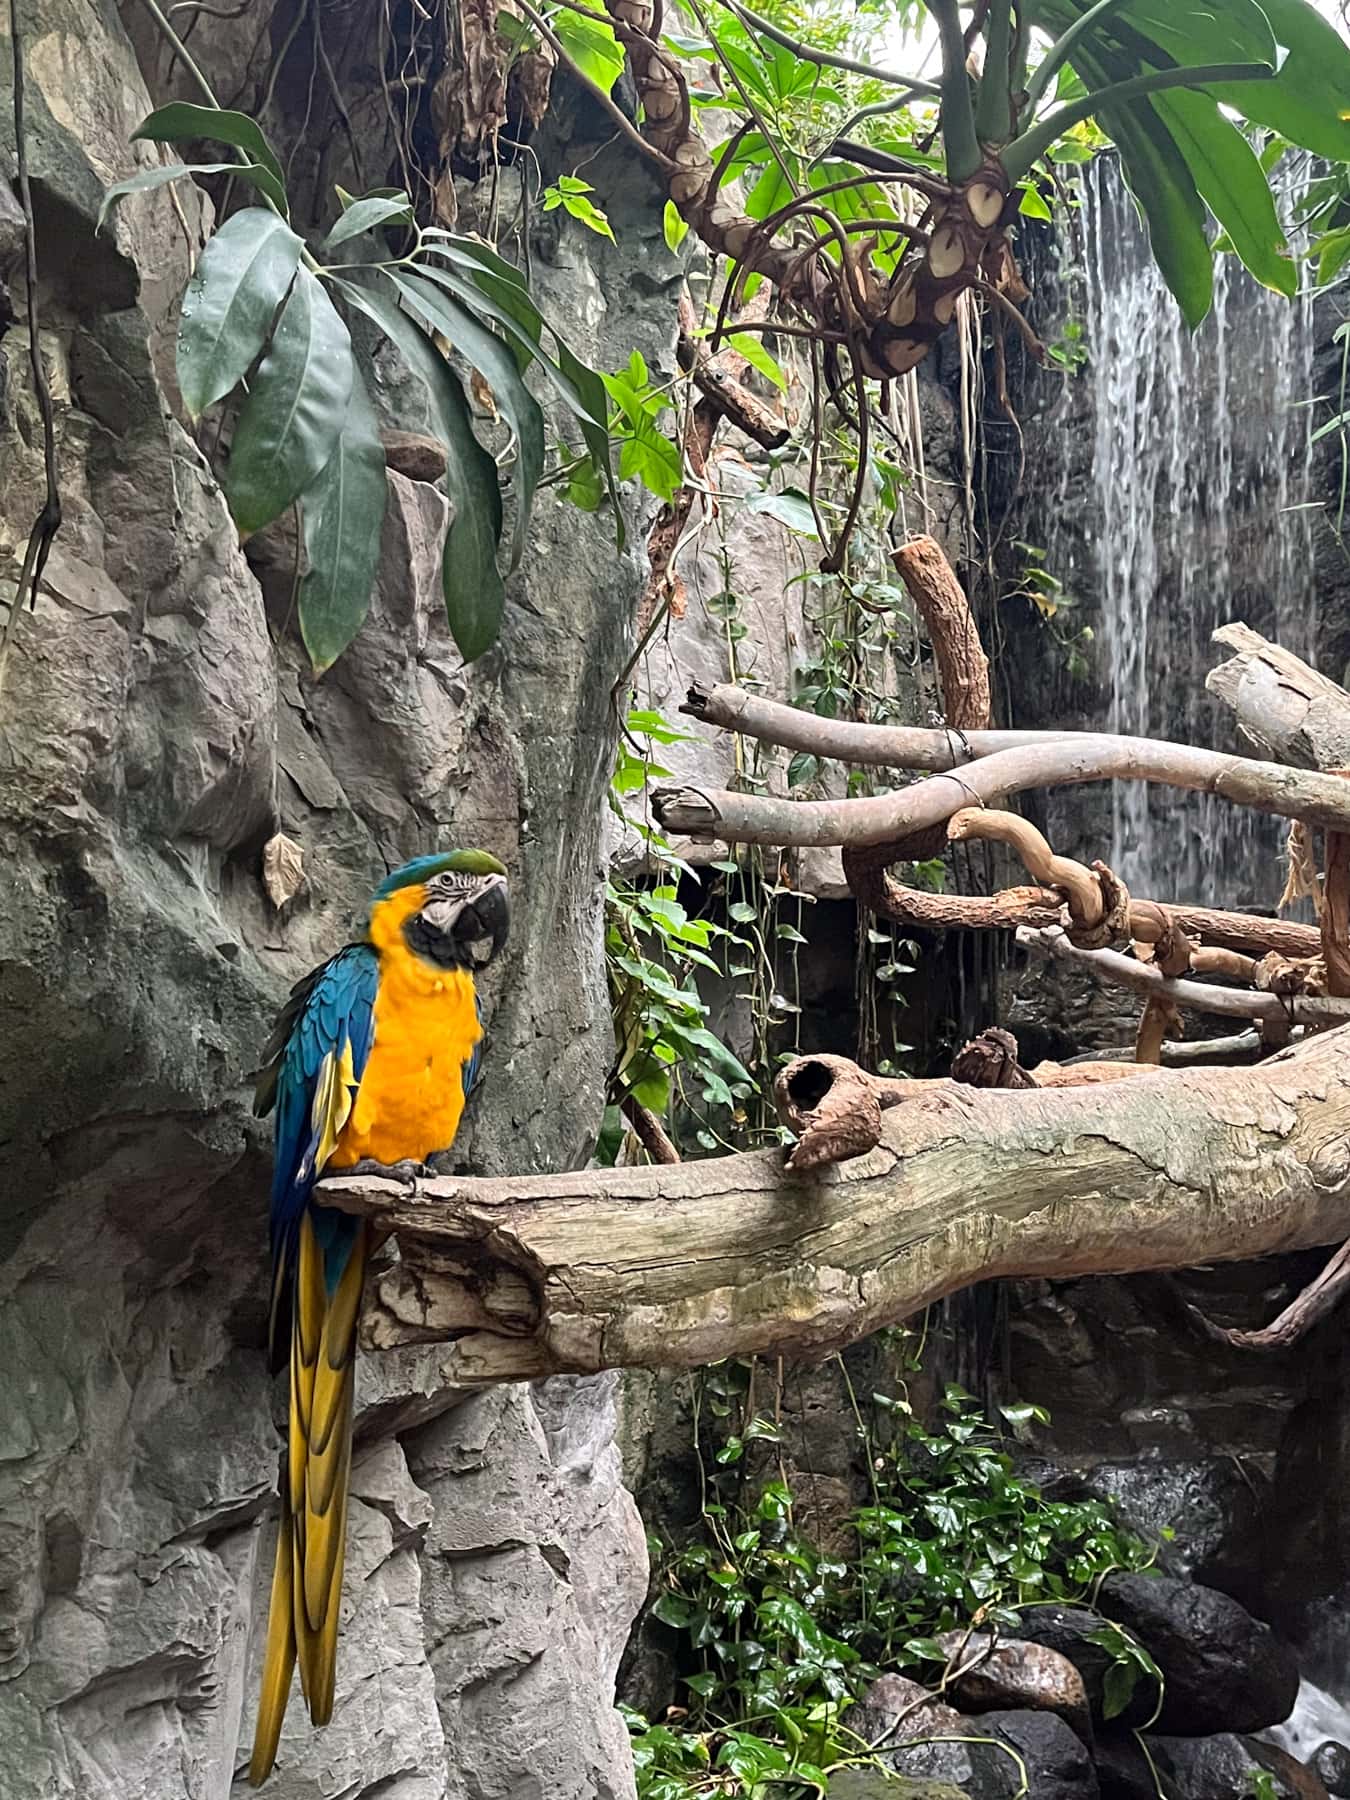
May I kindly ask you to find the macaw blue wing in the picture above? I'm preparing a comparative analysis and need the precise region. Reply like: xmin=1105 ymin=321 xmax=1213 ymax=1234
xmin=461 ymin=988 xmax=486 ymax=1104
xmin=254 ymin=941 xmax=378 ymax=1372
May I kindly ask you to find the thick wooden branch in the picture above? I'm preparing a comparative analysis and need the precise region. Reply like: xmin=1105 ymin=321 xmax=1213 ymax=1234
xmin=655 ymin=737 xmax=1350 ymax=847
xmin=1019 ymin=927 xmax=1350 ymax=1026
xmin=682 ymin=680 xmax=1055 ymax=767
xmin=677 ymin=326 xmax=789 ymax=450
xmin=1207 ymin=622 xmax=1350 ymax=770
xmin=318 ymin=1030 xmax=1350 ymax=1380
xmin=894 ymin=535 xmax=991 ymax=729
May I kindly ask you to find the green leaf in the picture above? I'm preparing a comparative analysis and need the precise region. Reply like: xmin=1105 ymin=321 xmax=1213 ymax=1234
xmin=1097 ymin=95 xmax=1212 ymax=328
xmin=1318 ymin=226 xmax=1350 ymax=288
xmin=554 ymin=4 xmax=625 ymax=92
xmin=787 ymin=751 xmax=820 ymax=788
xmin=391 ymin=270 xmax=544 ymax=571
xmin=224 ymin=265 xmax=353 ymax=534
xmin=1153 ymin=90 xmax=1294 ymax=297
xmin=132 ymin=102 xmax=288 ymax=215
xmin=297 ymin=361 xmax=388 ymax=673
xmin=1102 ymin=1658 xmax=1141 ymax=1720
xmin=745 ymin=487 xmax=819 ymax=537
xmin=560 ymin=189 xmax=616 ymax=242
xmin=663 ymin=200 xmax=689 ymax=253
xmin=97 ymin=160 xmax=251 ymax=233
xmin=175 ymin=206 xmax=305 ymax=419
xmin=618 ymin=420 xmax=682 ymax=500
xmin=1019 ymin=179 xmax=1053 ymax=221
xmin=1210 ymin=0 xmax=1350 ymax=163
xmin=322 ymin=192 xmax=414 ymax=251
xmin=726 ymin=330 xmax=787 ymax=392
xmin=336 ymin=276 xmax=505 ymax=662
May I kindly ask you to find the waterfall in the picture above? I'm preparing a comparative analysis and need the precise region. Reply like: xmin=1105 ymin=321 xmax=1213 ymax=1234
xmin=1037 ymin=155 xmax=1318 ymax=910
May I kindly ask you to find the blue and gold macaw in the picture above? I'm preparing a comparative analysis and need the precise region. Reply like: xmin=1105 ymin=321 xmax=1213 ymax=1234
xmin=247 ymin=850 xmax=510 ymax=1785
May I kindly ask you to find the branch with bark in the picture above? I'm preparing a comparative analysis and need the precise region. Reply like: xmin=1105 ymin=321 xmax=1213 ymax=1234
xmin=653 ymin=739 xmax=1350 ymax=846
xmin=319 ymin=1026 xmax=1350 ymax=1379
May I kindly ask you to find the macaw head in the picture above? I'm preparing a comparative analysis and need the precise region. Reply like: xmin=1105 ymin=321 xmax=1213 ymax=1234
xmin=372 ymin=849 xmax=511 ymax=971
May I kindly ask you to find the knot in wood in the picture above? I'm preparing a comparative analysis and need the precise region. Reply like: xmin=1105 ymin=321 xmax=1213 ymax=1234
xmin=1066 ymin=862 xmax=1131 ymax=950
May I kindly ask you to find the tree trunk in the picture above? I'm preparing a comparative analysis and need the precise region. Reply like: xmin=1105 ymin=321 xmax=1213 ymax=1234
xmin=321 ymin=1027 xmax=1350 ymax=1381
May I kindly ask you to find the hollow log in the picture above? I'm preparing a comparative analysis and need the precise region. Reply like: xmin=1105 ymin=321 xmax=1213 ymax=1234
xmin=319 ymin=1028 xmax=1350 ymax=1379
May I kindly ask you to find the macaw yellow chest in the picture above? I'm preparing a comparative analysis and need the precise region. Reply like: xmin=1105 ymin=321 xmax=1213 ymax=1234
xmin=327 ymin=889 xmax=482 ymax=1170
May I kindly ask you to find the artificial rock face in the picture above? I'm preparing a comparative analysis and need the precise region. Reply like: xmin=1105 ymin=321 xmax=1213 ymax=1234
xmin=0 ymin=0 xmax=670 ymax=1791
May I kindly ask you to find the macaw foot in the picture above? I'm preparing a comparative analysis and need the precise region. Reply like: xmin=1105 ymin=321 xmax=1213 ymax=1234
xmin=341 ymin=1157 xmax=434 ymax=1186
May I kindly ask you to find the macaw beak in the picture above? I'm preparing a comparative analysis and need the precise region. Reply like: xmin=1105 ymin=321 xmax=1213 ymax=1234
xmin=448 ymin=872 xmax=510 ymax=969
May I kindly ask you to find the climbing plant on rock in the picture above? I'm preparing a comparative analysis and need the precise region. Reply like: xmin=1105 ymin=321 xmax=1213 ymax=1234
xmin=100 ymin=100 xmax=617 ymax=671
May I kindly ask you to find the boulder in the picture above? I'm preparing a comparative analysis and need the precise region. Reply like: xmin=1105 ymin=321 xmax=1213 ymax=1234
xmin=1096 ymin=1732 xmax=1330 ymax=1800
xmin=1012 ymin=1604 xmax=1157 ymax=1730
xmin=849 ymin=1677 xmax=1099 ymax=1799
xmin=1101 ymin=1573 xmax=1300 ymax=1735
xmin=935 ymin=1629 xmax=1093 ymax=1745
xmin=1312 ymin=1741 xmax=1350 ymax=1798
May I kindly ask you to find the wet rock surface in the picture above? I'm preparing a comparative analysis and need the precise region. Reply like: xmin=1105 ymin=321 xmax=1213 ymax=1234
xmin=1100 ymin=1572 xmax=1300 ymax=1736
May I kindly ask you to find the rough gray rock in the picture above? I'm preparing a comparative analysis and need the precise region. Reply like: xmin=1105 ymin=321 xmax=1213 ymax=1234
xmin=0 ymin=0 xmax=660 ymax=1794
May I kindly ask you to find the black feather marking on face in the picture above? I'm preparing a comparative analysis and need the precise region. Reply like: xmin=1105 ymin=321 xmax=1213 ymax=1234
xmin=404 ymin=871 xmax=510 ymax=971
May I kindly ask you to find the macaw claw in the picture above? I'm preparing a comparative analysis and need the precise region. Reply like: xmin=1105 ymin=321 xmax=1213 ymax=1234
xmin=341 ymin=1156 xmax=433 ymax=1185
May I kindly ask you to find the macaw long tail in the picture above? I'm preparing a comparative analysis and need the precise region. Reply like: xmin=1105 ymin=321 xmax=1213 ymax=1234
xmin=249 ymin=1211 xmax=368 ymax=1786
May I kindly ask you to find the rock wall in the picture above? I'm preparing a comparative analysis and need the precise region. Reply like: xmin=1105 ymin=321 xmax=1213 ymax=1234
xmin=0 ymin=1 xmax=664 ymax=1792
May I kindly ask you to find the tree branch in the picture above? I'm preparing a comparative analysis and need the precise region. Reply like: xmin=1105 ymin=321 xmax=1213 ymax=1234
xmin=318 ymin=1028 xmax=1350 ymax=1376
xmin=1207 ymin=621 xmax=1350 ymax=771
xmin=653 ymin=737 xmax=1350 ymax=847
xmin=1019 ymin=927 xmax=1350 ymax=1027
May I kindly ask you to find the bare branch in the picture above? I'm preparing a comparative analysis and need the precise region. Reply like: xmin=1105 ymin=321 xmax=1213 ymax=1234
xmin=654 ymin=737 xmax=1350 ymax=848
xmin=319 ymin=1029 xmax=1350 ymax=1375
xmin=1178 ymin=1239 xmax=1350 ymax=1351
xmin=1019 ymin=927 xmax=1350 ymax=1027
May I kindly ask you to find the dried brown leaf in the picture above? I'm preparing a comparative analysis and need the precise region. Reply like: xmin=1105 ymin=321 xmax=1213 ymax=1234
xmin=263 ymin=832 xmax=305 ymax=910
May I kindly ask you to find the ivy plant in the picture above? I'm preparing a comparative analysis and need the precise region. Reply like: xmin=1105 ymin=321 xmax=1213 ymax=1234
xmin=100 ymin=102 xmax=618 ymax=671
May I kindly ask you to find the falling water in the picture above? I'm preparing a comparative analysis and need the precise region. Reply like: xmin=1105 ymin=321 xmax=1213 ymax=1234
xmin=1038 ymin=155 xmax=1318 ymax=910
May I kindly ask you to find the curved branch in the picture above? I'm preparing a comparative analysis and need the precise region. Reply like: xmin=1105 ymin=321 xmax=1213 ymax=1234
xmin=1020 ymin=927 xmax=1350 ymax=1027
xmin=319 ymin=1028 xmax=1350 ymax=1375
xmin=652 ymin=737 xmax=1350 ymax=847
xmin=681 ymin=681 xmax=1054 ymax=766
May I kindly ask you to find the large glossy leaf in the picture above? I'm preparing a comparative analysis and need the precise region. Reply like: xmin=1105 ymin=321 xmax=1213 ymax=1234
xmin=132 ymin=103 xmax=289 ymax=215
xmin=390 ymin=271 xmax=544 ymax=572
xmin=334 ymin=276 xmax=505 ymax=662
xmin=176 ymin=207 xmax=305 ymax=419
xmin=1211 ymin=0 xmax=1350 ymax=163
xmin=224 ymin=266 xmax=353 ymax=534
xmin=1030 ymin=0 xmax=1350 ymax=162
xmin=1098 ymin=95 xmax=1213 ymax=327
xmin=297 ymin=362 xmax=388 ymax=673
xmin=421 ymin=232 xmax=546 ymax=370
xmin=554 ymin=5 xmax=625 ymax=92
xmin=418 ymin=238 xmax=619 ymax=538
xmin=1113 ymin=0 xmax=1276 ymax=68
xmin=98 ymin=161 xmax=262 ymax=233
xmin=1154 ymin=90 xmax=1295 ymax=297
